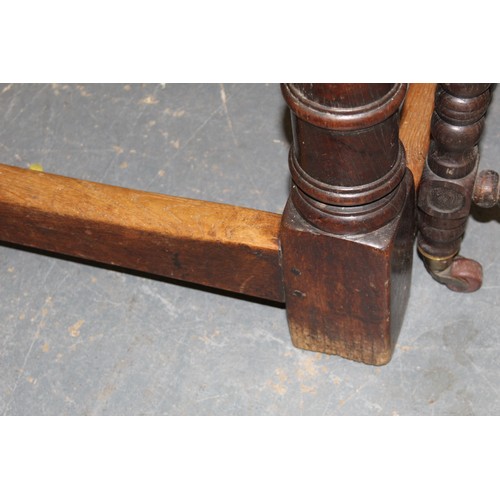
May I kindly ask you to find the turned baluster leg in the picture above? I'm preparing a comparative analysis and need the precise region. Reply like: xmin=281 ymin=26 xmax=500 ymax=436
xmin=417 ymin=84 xmax=493 ymax=292
xmin=280 ymin=84 xmax=415 ymax=366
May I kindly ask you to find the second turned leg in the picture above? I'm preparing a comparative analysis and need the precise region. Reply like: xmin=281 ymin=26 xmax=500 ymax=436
xmin=417 ymin=84 xmax=493 ymax=292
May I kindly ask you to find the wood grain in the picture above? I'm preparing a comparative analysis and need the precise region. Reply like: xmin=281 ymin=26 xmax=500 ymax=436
xmin=0 ymin=164 xmax=284 ymax=302
xmin=400 ymin=83 xmax=437 ymax=186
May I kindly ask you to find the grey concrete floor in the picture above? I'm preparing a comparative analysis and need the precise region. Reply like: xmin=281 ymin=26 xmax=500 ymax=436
xmin=0 ymin=83 xmax=499 ymax=415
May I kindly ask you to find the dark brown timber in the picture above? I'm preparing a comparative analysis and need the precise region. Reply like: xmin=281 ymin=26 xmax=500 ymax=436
xmin=280 ymin=84 xmax=415 ymax=365
xmin=417 ymin=84 xmax=493 ymax=292
xmin=0 ymin=164 xmax=284 ymax=302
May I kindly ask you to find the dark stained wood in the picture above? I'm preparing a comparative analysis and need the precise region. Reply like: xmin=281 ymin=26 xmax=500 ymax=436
xmin=473 ymin=169 xmax=500 ymax=207
xmin=417 ymin=84 xmax=492 ymax=292
xmin=0 ymin=164 xmax=285 ymax=302
xmin=280 ymin=84 xmax=415 ymax=365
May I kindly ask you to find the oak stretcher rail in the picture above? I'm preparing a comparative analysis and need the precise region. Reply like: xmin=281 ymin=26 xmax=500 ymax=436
xmin=0 ymin=164 xmax=284 ymax=302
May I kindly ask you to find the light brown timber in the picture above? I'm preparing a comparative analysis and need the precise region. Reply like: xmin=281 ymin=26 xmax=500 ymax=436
xmin=400 ymin=83 xmax=436 ymax=186
xmin=0 ymin=164 xmax=284 ymax=302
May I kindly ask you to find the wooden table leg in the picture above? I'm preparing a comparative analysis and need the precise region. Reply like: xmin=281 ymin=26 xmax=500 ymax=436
xmin=280 ymin=84 xmax=416 ymax=365
xmin=417 ymin=84 xmax=493 ymax=292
